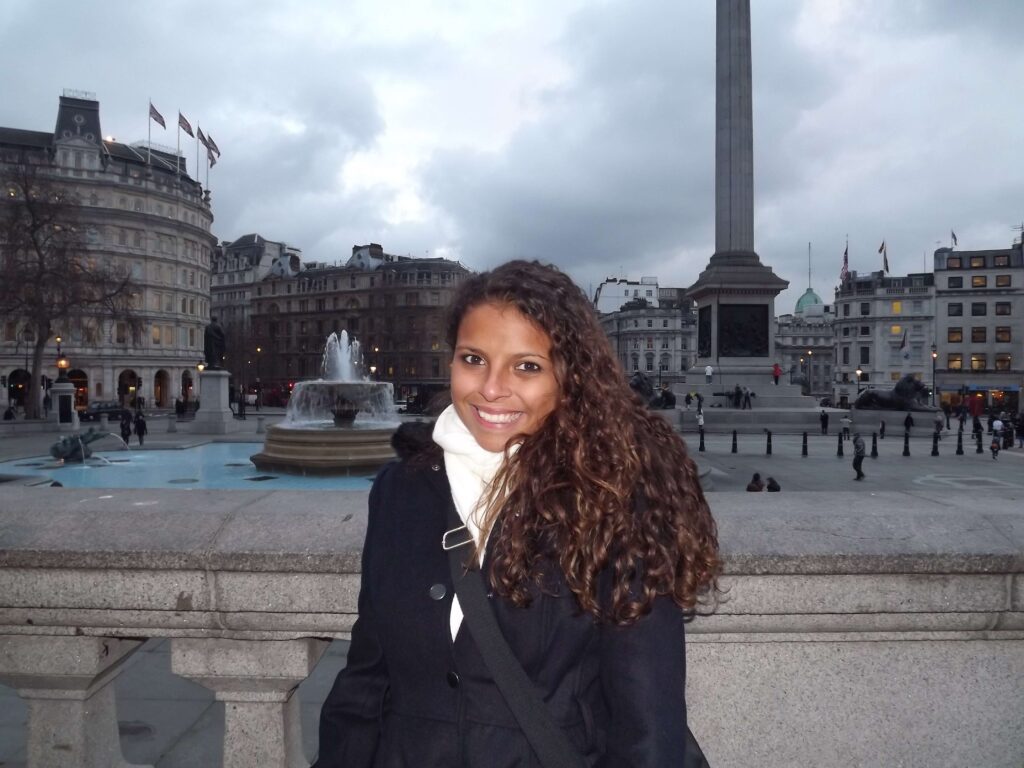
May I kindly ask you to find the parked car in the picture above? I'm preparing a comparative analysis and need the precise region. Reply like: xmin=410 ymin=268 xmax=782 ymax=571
xmin=79 ymin=401 xmax=129 ymax=421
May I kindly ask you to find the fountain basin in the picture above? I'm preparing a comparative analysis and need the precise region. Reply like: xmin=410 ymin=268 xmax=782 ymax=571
xmin=250 ymin=423 xmax=397 ymax=475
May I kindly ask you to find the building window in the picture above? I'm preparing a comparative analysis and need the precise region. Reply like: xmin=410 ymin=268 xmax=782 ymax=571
xmin=995 ymin=327 xmax=1011 ymax=343
xmin=891 ymin=301 xmax=902 ymax=314
xmin=995 ymin=302 xmax=1011 ymax=316
xmin=971 ymin=327 xmax=986 ymax=343
xmin=971 ymin=275 xmax=987 ymax=288
xmin=647 ymin=319 xmax=653 ymax=328
xmin=843 ymin=303 xmax=850 ymax=317
xmin=842 ymin=347 xmax=850 ymax=365
xmin=947 ymin=354 xmax=962 ymax=370
xmin=860 ymin=326 xmax=870 ymax=336
xmin=860 ymin=302 xmax=870 ymax=316
xmin=842 ymin=327 xmax=850 ymax=336
xmin=969 ymin=256 xmax=985 ymax=268
xmin=947 ymin=327 xmax=962 ymax=343
xmin=947 ymin=256 xmax=962 ymax=268
xmin=890 ymin=325 xmax=902 ymax=336
xmin=970 ymin=354 xmax=986 ymax=371
xmin=859 ymin=347 xmax=870 ymax=365
xmin=948 ymin=303 xmax=962 ymax=316
xmin=662 ymin=319 xmax=669 ymax=328
xmin=994 ymin=254 xmax=1009 ymax=267
xmin=996 ymin=275 xmax=1011 ymax=288
xmin=151 ymin=325 xmax=161 ymax=345
xmin=995 ymin=353 xmax=1012 ymax=371
xmin=971 ymin=302 xmax=987 ymax=316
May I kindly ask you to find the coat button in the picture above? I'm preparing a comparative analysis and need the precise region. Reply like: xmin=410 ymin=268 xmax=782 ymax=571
xmin=429 ymin=583 xmax=447 ymax=601
xmin=446 ymin=670 xmax=460 ymax=688
xmin=431 ymin=464 xmax=441 ymax=472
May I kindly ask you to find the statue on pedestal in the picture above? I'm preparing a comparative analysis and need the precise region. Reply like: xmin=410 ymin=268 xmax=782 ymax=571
xmin=204 ymin=318 xmax=226 ymax=370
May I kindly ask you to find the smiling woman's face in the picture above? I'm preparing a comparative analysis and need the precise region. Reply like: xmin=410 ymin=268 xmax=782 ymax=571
xmin=450 ymin=302 xmax=560 ymax=453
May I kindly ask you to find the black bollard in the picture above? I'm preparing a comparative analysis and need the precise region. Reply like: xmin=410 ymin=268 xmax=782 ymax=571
xmin=698 ymin=427 xmax=705 ymax=453
xmin=802 ymin=431 xmax=808 ymax=457
xmin=837 ymin=432 xmax=844 ymax=457
xmin=931 ymin=432 xmax=939 ymax=456
xmin=871 ymin=432 xmax=878 ymax=459
xmin=956 ymin=430 xmax=964 ymax=456
xmin=766 ymin=430 xmax=772 ymax=456
xmin=903 ymin=431 xmax=911 ymax=457
xmin=976 ymin=431 xmax=984 ymax=454
xmin=731 ymin=430 xmax=738 ymax=454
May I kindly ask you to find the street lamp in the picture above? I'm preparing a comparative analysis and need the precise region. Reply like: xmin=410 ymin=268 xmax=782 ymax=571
xmin=55 ymin=335 xmax=69 ymax=383
xmin=930 ymin=343 xmax=938 ymax=405
xmin=855 ymin=367 xmax=864 ymax=394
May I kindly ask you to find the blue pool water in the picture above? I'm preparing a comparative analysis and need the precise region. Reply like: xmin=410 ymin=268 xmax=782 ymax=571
xmin=0 ymin=443 xmax=375 ymax=490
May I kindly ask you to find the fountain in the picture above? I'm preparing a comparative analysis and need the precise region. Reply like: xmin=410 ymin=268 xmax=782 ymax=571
xmin=250 ymin=331 xmax=400 ymax=474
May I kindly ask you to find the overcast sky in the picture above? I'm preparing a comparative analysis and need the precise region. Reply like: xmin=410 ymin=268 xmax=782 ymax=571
xmin=3 ymin=0 xmax=1022 ymax=313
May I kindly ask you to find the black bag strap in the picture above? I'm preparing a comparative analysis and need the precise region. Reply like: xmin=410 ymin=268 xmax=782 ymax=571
xmin=445 ymin=502 xmax=587 ymax=768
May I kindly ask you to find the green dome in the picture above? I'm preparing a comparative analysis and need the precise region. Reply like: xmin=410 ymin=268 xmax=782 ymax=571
xmin=795 ymin=287 xmax=822 ymax=315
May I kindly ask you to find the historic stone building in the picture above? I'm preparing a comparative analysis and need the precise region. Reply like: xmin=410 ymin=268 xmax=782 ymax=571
xmin=832 ymin=270 xmax=936 ymax=408
xmin=933 ymin=242 xmax=1023 ymax=414
xmin=0 ymin=91 xmax=215 ymax=410
xmin=248 ymin=244 xmax=471 ymax=405
xmin=597 ymin=285 xmax=697 ymax=385
xmin=774 ymin=287 xmax=835 ymax=400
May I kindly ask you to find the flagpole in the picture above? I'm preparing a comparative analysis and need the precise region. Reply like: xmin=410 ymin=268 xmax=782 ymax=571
xmin=195 ymin=131 xmax=200 ymax=187
xmin=147 ymin=99 xmax=152 ymax=166
xmin=807 ymin=241 xmax=811 ymax=289
xmin=176 ymin=111 xmax=181 ymax=178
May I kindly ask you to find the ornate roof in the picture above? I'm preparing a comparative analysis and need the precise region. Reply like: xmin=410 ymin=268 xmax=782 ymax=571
xmin=794 ymin=287 xmax=822 ymax=314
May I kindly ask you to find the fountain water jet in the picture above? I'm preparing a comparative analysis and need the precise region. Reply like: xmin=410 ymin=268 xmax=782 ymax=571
xmin=250 ymin=331 xmax=400 ymax=475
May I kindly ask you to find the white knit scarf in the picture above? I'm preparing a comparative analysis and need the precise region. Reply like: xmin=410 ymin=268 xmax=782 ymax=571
xmin=432 ymin=404 xmax=516 ymax=638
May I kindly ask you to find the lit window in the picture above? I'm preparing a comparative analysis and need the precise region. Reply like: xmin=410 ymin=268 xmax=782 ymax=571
xmin=993 ymin=254 xmax=1009 ymax=267
xmin=890 ymin=325 xmax=902 ymax=336
xmin=947 ymin=256 xmax=962 ymax=268
xmin=969 ymin=256 xmax=985 ymax=268
xmin=971 ymin=276 xmax=987 ymax=288
xmin=995 ymin=327 xmax=1011 ymax=343
xmin=995 ymin=354 xmax=1011 ymax=371
xmin=947 ymin=327 xmax=962 ymax=343
xmin=995 ymin=275 xmax=1011 ymax=287
xmin=970 ymin=354 xmax=986 ymax=371
xmin=947 ymin=354 xmax=962 ymax=370
xmin=891 ymin=301 xmax=902 ymax=314
xmin=971 ymin=327 xmax=986 ymax=343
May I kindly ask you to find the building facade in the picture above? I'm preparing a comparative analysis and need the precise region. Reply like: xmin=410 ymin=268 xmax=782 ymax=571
xmin=933 ymin=243 xmax=1023 ymax=414
xmin=832 ymin=271 xmax=935 ymax=408
xmin=593 ymin=276 xmax=661 ymax=314
xmin=248 ymin=245 xmax=471 ymax=405
xmin=774 ymin=287 xmax=834 ymax=400
xmin=1 ymin=91 xmax=215 ymax=410
xmin=598 ymin=300 xmax=696 ymax=384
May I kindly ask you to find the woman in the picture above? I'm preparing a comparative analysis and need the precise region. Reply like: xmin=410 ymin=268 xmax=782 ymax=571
xmin=315 ymin=260 xmax=719 ymax=767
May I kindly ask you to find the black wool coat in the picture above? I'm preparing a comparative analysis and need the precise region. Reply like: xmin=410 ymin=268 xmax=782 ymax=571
xmin=314 ymin=452 xmax=690 ymax=768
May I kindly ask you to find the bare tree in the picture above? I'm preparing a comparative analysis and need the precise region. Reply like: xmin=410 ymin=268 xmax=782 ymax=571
xmin=0 ymin=159 xmax=139 ymax=419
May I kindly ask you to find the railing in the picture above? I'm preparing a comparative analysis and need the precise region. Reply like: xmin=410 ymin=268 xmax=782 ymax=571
xmin=1 ymin=487 xmax=1022 ymax=768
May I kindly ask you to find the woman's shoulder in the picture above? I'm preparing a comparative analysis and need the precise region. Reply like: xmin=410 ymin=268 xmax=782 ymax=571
xmin=371 ymin=421 xmax=446 ymax=495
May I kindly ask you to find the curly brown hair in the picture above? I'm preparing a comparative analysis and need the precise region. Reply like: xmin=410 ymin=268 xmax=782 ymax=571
xmin=446 ymin=260 xmax=719 ymax=624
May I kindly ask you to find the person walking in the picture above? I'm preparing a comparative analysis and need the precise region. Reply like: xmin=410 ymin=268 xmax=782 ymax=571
xmin=820 ymin=409 xmax=829 ymax=435
xmin=133 ymin=411 xmax=148 ymax=447
xmin=904 ymin=412 xmax=914 ymax=433
xmin=879 ymin=419 xmax=886 ymax=439
xmin=772 ymin=363 xmax=782 ymax=386
xmin=852 ymin=432 xmax=866 ymax=480
xmin=733 ymin=384 xmax=742 ymax=409
xmin=742 ymin=386 xmax=752 ymax=410
xmin=119 ymin=411 xmax=132 ymax=445
xmin=42 ymin=392 xmax=51 ymax=418
xmin=840 ymin=414 xmax=852 ymax=441
xmin=705 ymin=364 xmax=713 ymax=384
xmin=933 ymin=410 xmax=945 ymax=441
xmin=695 ymin=392 xmax=704 ymax=415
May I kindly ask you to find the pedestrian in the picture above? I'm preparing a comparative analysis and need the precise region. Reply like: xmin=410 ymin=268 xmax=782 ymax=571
xmin=658 ymin=384 xmax=676 ymax=409
xmin=820 ymin=409 xmax=829 ymax=435
xmin=42 ymin=392 xmax=52 ymax=417
xmin=986 ymin=412 xmax=994 ymax=434
xmin=933 ymin=410 xmax=944 ymax=441
xmin=238 ymin=396 xmax=247 ymax=420
xmin=1016 ymin=414 xmax=1024 ymax=448
xmin=879 ymin=419 xmax=886 ymax=439
xmin=2 ymin=405 xmax=14 ymax=421
xmin=119 ymin=411 xmax=132 ymax=445
xmin=904 ymin=412 xmax=914 ymax=433
xmin=772 ymin=363 xmax=782 ymax=386
xmin=766 ymin=477 xmax=781 ymax=492
xmin=697 ymin=411 xmax=705 ymax=429
xmin=840 ymin=414 xmax=852 ymax=441
xmin=695 ymin=392 xmax=704 ymax=414
xmin=746 ymin=472 xmax=765 ymax=492
xmin=742 ymin=386 xmax=752 ymax=410
xmin=734 ymin=383 xmax=742 ymax=409
xmin=958 ymin=407 xmax=967 ymax=432
xmin=705 ymin=363 xmax=713 ymax=384
xmin=852 ymin=432 xmax=866 ymax=480
xmin=315 ymin=260 xmax=717 ymax=766
xmin=133 ymin=411 xmax=148 ymax=447
xmin=972 ymin=415 xmax=982 ymax=437
xmin=942 ymin=402 xmax=951 ymax=430
xmin=684 ymin=392 xmax=693 ymax=411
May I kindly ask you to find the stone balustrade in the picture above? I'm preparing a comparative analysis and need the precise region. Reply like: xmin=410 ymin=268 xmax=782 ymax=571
xmin=1 ymin=487 xmax=1022 ymax=767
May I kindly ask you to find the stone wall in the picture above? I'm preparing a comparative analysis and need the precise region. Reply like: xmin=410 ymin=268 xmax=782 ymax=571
xmin=1 ymin=487 xmax=1021 ymax=767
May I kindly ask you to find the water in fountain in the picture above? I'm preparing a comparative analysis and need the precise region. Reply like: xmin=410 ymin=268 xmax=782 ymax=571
xmin=281 ymin=331 xmax=397 ymax=428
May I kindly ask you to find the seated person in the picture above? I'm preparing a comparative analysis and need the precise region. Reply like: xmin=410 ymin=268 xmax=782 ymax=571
xmin=746 ymin=472 xmax=765 ymax=492
xmin=766 ymin=477 xmax=781 ymax=492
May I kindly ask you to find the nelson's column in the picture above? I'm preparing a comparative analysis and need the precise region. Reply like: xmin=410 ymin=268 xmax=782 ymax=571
xmin=689 ymin=0 xmax=788 ymax=377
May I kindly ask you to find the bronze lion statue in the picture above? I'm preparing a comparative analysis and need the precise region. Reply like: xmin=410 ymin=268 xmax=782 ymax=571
xmin=853 ymin=374 xmax=938 ymax=412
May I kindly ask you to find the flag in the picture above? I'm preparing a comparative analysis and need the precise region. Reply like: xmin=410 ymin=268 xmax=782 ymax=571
xmin=899 ymin=329 xmax=909 ymax=360
xmin=197 ymin=127 xmax=211 ymax=150
xmin=880 ymin=241 xmax=889 ymax=274
xmin=839 ymin=244 xmax=849 ymax=281
xmin=207 ymin=146 xmax=217 ymax=168
xmin=951 ymin=230 xmax=958 ymax=247
xmin=878 ymin=240 xmax=886 ymax=254
xmin=178 ymin=112 xmax=194 ymax=138
xmin=206 ymin=133 xmax=221 ymax=157
xmin=149 ymin=102 xmax=166 ymax=129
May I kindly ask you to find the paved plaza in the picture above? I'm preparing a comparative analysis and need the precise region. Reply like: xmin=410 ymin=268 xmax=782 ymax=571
xmin=1 ymin=418 xmax=1022 ymax=765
